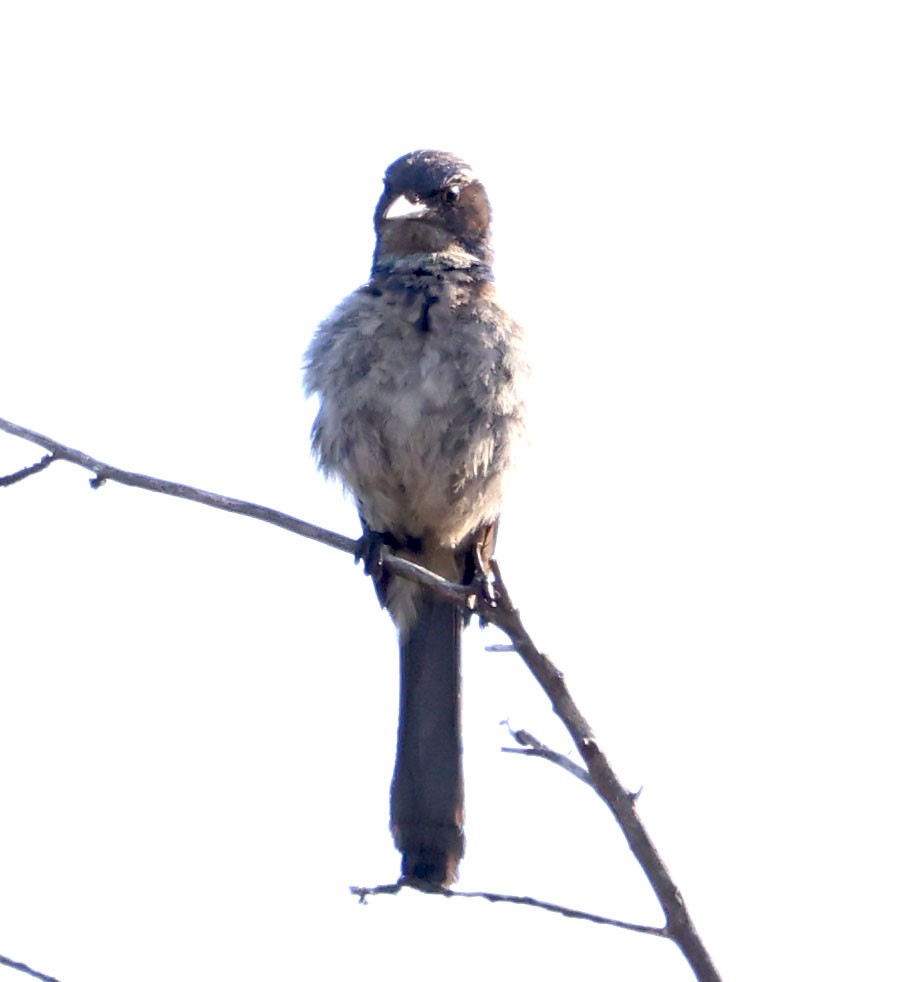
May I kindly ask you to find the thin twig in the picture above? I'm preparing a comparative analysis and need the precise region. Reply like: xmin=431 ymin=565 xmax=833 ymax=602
xmin=0 ymin=952 xmax=63 ymax=982
xmin=501 ymin=722 xmax=592 ymax=786
xmin=350 ymin=882 xmax=665 ymax=937
xmin=0 ymin=452 xmax=57 ymax=487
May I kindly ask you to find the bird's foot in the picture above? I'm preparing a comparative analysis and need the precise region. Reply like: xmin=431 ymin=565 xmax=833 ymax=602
xmin=464 ymin=567 xmax=498 ymax=625
xmin=354 ymin=529 xmax=386 ymax=576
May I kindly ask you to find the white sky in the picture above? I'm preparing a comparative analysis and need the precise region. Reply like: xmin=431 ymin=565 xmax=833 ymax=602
xmin=1 ymin=2 xmax=900 ymax=980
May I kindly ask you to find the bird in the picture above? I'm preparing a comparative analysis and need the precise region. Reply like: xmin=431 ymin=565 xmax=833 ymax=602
xmin=303 ymin=150 xmax=528 ymax=886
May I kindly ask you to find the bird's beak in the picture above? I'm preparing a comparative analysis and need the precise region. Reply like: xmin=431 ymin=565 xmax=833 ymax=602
xmin=384 ymin=194 xmax=430 ymax=221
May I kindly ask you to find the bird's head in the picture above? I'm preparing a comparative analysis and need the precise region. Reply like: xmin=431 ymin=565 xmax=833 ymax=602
xmin=373 ymin=150 xmax=492 ymax=271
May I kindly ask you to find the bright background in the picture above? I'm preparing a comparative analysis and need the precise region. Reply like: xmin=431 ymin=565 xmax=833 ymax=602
xmin=1 ymin=3 xmax=900 ymax=980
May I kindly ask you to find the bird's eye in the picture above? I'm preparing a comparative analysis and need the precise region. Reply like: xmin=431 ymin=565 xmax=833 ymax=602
xmin=441 ymin=184 xmax=462 ymax=205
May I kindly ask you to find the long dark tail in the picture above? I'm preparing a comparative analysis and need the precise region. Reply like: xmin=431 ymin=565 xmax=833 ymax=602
xmin=390 ymin=589 xmax=464 ymax=886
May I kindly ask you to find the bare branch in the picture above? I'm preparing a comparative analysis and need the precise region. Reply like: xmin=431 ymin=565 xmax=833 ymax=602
xmin=486 ymin=563 xmax=720 ymax=981
xmin=350 ymin=882 xmax=665 ymax=937
xmin=501 ymin=722 xmax=592 ymax=786
xmin=0 ymin=416 xmax=720 ymax=980
xmin=0 ymin=952 xmax=63 ymax=982
xmin=0 ymin=416 xmax=356 ymax=553
xmin=0 ymin=416 xmax=474 ymax=607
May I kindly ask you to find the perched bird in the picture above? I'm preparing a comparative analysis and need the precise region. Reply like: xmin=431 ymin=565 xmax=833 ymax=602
xmin=304 ymin=150 xmax=528 ymax=886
